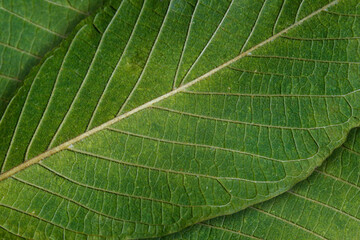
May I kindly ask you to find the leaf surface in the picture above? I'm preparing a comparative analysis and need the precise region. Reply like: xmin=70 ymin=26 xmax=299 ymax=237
xmin=0 ymin=0 xmax=107 ymax=115
xmin=0 ymin=0 xmax=360 ymax=239
xmin=162 ymin=127 xmax=360 ymax=240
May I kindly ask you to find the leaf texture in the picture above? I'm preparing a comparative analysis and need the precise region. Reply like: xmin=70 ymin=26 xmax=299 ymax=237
xmin=0 ymin=0 xmax=107 ymax=115
xmin=161 ymin=127 xmax=360 ymax=240
xmin=0 ymin=0 xmax=360 ymax=239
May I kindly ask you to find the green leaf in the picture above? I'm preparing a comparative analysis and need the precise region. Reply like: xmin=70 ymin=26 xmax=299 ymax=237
xmin=0 ymin=0 xmax=107 ymax=115
xmin=162 ymin=127 xmax=360 ymax=240
xmin=0 ymin=0 xmax=360 ymax=239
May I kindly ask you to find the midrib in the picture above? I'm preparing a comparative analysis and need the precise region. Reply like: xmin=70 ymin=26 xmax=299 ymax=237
xmin=0 ymin=0 xmax=339 ymax=181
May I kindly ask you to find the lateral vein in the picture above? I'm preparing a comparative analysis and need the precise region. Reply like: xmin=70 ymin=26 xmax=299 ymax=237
xmin=0 ymin=0 xmax=339 ymax=182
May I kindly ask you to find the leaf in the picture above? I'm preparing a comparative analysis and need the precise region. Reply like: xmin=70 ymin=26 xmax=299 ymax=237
xmin=0 ymin=0 xmax=360 ymax=239
xmin=162 ymin=127 xmax=360 ymax=240
xmin=0 ymin=0 xmax=108 ymax=115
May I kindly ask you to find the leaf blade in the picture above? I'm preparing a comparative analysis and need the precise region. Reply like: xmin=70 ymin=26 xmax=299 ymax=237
xmin=162 ymin=128 xmax=360 ymax=240
xmin=0 ymin=0 xmax=107 ymax=115
xmin=1 ymin=0 xmax=360 ymax=239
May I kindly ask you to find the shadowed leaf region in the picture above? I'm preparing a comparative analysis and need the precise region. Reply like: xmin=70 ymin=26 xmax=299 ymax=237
xmin=0 ymin=0 xmax=108 ymax=115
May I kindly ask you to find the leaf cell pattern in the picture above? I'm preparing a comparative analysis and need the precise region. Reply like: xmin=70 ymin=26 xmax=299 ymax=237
xmin=0 ymin=0 xmax=360 ymax=239
xmin=163 ymin=127 xmax=360 ymax=240
xmin=0 ymin=0 xmax=107 ymax=115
